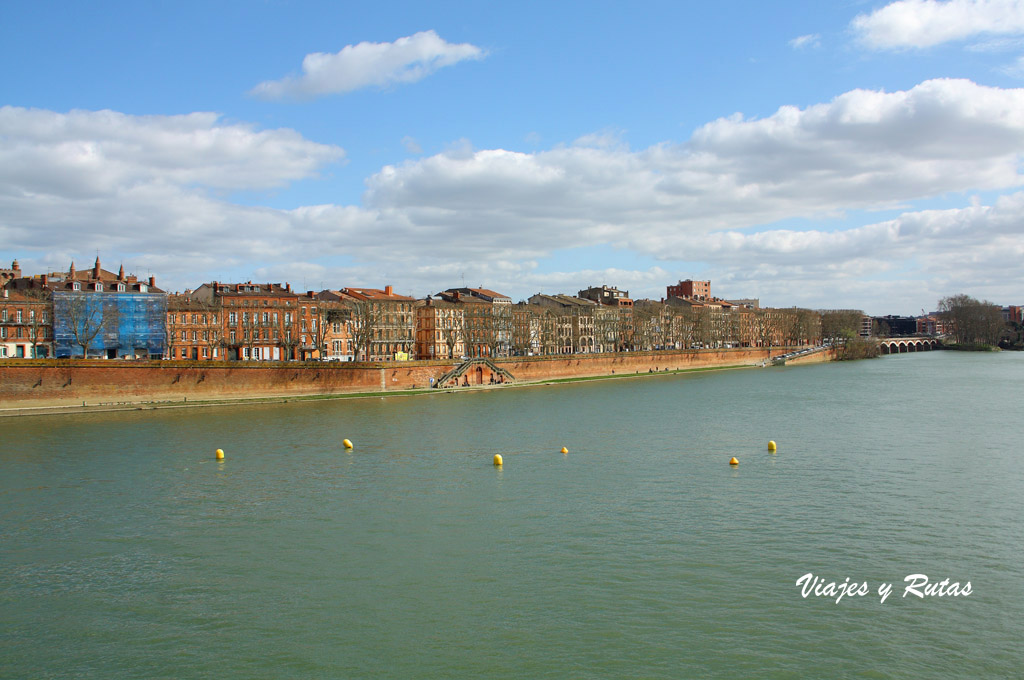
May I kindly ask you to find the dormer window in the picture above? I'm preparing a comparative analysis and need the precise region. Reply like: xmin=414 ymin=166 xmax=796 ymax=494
xmin=139 ymin=284 xmax=148 ymax=292
xmin=72 ymin=282 xmax=81 ymax=291
xmin=94 ymin=283 xmax=103 ymax=292
xmin=117 ymin=283 xmax=125 ymax=292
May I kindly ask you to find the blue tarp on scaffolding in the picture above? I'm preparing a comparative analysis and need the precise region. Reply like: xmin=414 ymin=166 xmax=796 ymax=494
xmin=53 ymin=292 xmax=167 ymax=358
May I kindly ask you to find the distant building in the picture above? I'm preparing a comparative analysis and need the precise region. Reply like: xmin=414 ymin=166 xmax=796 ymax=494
xmin=415 ymin=296 xmax=466 ymax=360
xmin=166 ymin=294 xmax=222 ymax=360
xmin=873 ymin=315 xmax=917 ymax=337
xmin=38 ymin=258 xmax=167 ymax=359
xmin=191 ymin=281 xmax=316 ymax=361
xmin=0 ymin=288 xmax=51 ymax=358
xmin=667 ymin=279 xmax=711 ymax=301
xmin=328 ymin=285 xmax=415 ymax=361
xmin=726 ymin=298 xmax=759 ymax=310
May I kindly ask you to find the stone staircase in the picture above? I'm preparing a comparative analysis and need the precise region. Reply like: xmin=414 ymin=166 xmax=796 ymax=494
xmin=435 ymin=357 xmax=516 ymax=387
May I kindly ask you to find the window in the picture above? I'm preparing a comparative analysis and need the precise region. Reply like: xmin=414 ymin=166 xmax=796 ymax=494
xmin=229 ymin=330 xmax=236 ymax=341
xmin=242 ymin=312 xmax=249 ymax=324
xmin=16 ymin=310 xmax=22 ymax=323
xmin=139 ymin=284 xmax=147 ymax=292
xmin=72 ymin=282 xmax=80 ymax=290
xmin=212 ymin=314 xmax=218 ymax=324
xmin=94 ymin=283 xmax=103 ymax=291
xmin=203 ymin=331 xmax=209 ymax=341
xmin=202 ymin=347 xmax=208 ymax=358
xmin=1 ymin=309 xmax=5 ymax=321
xmin=29 ymin=310 xmax=35 ymax=322
xmin=1 ymin=327 xmax=5 ymax=339
xmin=262 ymin=312 xmax=269 ymax=324
xmin=192 ymin=314 xmax=198 ymax=324
xmin=180 ymin=330 xmax=187 ymax=341
xmin=229 ymin=312 xmax=237 ymax=325
xmin=117 ymin=283 xmax=125 ymax=292
xmin=192 ymin=331 xmax=197 ymax=341
xmin=169 ymin=314 xmax=175 ymax=325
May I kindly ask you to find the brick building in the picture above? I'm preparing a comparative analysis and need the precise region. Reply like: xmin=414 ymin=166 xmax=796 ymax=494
xmin=0 ymin=288 xmax=51 ymax=358
xmin=19 ymin=258 xmax=167 ymax=359
xmin=415 ymin=297 xmax=466 ymax=360
xmin=166 ymin=294 xmax=222 ymax=360
xmin=323 ymin=286 xmax=415 ymax=361
xmin=667 ymin=279 xmax=711 ymax=301
xmin=191 ymin=281 xmax=317 ymax=361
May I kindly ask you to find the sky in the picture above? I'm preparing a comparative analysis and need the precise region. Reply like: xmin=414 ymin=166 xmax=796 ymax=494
xmin=2 ymin=0 xmax=1024 ymax=315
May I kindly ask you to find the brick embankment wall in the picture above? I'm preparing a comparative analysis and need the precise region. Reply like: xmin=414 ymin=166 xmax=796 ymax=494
xmin=0 ymin=347 xmax=818 ymax=409
xmin=0 ymin=360 xmax=456 ymax=409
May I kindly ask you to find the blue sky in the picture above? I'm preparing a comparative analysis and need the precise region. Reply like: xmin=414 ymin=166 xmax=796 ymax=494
xmin=3 ymin=0 xmax=1024 ymax=314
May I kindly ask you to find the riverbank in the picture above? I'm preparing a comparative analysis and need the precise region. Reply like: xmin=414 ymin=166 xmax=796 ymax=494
xmin=0 ymin=346 xmax=833 ymax=417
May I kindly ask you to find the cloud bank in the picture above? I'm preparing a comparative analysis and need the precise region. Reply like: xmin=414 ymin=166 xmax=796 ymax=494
xmin=3 ymin=78 xmax=1024 ymax=311
xmin=250 ymin=30 xmax=486 ymax=99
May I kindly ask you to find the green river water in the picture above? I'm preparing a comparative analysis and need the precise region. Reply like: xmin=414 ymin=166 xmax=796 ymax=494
xmin=2 ymin=351 xmax=1022 ymax=679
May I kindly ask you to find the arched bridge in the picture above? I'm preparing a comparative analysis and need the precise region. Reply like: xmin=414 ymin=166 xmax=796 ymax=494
xmin=878 ymin=337 xmax=941 ymax=354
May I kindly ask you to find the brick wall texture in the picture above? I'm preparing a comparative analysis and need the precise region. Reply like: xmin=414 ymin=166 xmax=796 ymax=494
xmin=0 ymin=346 xmax=832 ymax=408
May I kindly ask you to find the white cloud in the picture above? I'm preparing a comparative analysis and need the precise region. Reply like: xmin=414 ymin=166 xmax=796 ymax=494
xmin=4 ymin=79 xmax=1024 ymax=311
xmin=0 ymin=106 xmax=344 ymax=195
xmin=250 ymin=30 xmax=486 ymax=99
xmin=852 ymin=0 xmax=1024 ymax=49
xmin=789 ymin=34 xmax=821 ymax=49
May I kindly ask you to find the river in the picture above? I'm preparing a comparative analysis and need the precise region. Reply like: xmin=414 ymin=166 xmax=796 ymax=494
xmin=2 ymin=351 xmax=1022 ymax=678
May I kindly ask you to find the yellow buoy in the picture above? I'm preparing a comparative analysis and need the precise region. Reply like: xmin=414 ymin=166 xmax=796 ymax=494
xmin=215 ymin=448 xmax=224 ymax=460
xmin=561 ymin=447 xmax=569 ymax=454
xmin=729 ymin=456 xmax=739 ymax=466
xmin=768 ymin=440 xmax=777 ymax=452
xmin=343 ymin=439 xmax=353 ymax=449
xmin=493 ymin=454 xmax=503 ymax=466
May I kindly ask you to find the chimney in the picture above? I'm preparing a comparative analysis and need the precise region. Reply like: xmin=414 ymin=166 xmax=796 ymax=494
xmin=286 ymin=283 xmax=291 ymax=292
xmin=384 ymin=285 xmax=394 ymax=296
xmin=148 ymin=276 xmax=155 ymax=287
xmin=118 ymin=264 xmax=125 ymax=281
xmin=41 ymin=274 xmax=48 ymax=287
xmin=93 ymin=257 xmax=101 ymax=279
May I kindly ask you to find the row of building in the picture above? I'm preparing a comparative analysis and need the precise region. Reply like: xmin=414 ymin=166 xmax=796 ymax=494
xmin=1 ymin=257 xmax=978 ymax=362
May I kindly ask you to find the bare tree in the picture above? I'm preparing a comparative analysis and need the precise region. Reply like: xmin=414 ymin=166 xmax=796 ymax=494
xmin=439 ymin=310 xmax=464 ymax=359
xmin=938 ymin=294 xmax=1004 ymax=346
xmin=346 ymin=300 xmax=384 ymax=361
xmin=820 ymin=310 xmax=863 ymax=345
xmin=59 ymin=293 xmax=110 ymax=358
